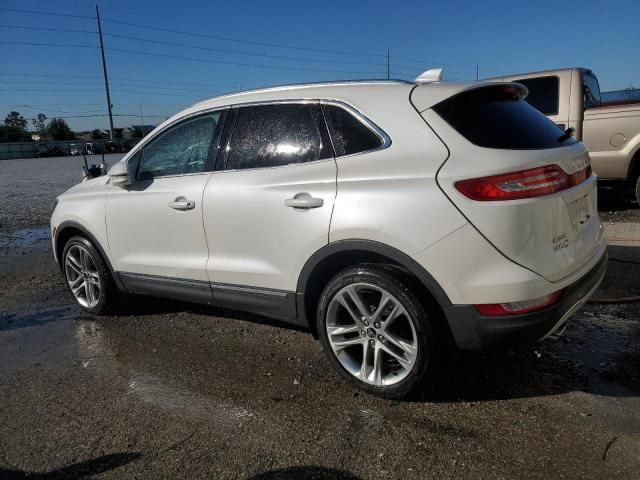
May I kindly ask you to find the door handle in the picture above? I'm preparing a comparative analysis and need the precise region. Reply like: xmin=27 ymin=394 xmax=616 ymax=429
xmin=285 ymin=193 xmax=324 ymax=209
xmin=169 ymin=197 xmax=196 ymax=211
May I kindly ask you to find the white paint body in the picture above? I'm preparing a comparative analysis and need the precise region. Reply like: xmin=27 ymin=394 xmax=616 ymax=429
xmin=51 ymin=79 xmax=606 ymax=309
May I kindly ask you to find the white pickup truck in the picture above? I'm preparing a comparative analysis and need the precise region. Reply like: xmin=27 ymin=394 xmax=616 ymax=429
xmin=487 ymin=68 xmax=640 ymax=203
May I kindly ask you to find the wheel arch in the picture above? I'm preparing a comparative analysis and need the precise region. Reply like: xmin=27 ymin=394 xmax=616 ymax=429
xmin=296 ymin=240 xmax=452 ymax=339
xmin=54 ymin=221 xmax=125 ymax=291
xmin=627 ymin=145 xmax=640 ymax=181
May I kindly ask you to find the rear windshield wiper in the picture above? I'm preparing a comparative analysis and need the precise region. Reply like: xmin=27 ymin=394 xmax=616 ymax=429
xmin=557 ymin=127 xmax=575 ymax=143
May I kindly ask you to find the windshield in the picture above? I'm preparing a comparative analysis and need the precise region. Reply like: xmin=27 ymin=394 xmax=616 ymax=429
xmin=583 ymin=72 xmax=601 ymax=110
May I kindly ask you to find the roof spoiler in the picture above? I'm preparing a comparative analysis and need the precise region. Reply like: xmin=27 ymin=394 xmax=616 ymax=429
xmin=415 ymin=68 xmax=443 ymax=84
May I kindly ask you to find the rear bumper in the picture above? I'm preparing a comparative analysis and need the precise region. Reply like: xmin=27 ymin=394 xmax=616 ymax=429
xmin=442 ymin=249 xmax=607 ymax=351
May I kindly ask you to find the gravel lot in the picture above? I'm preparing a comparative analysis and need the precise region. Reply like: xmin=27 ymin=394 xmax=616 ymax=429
xmin=1 ymin=155 xmax=639 ymax=479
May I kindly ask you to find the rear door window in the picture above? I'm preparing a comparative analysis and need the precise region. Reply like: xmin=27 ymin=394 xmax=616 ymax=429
xmin=322 ymin=104 xmax=383 ymax=156
xmin=434 ymin=85 xmax=576 ymax=150
xmin=512 ymin=76 xmax=559 ymax=115
xmin=226 ymin=103 xmax=331 ymax=170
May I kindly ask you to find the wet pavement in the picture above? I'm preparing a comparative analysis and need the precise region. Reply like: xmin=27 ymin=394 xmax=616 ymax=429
xmin=0 ymin=156 xmax=639 ymax=479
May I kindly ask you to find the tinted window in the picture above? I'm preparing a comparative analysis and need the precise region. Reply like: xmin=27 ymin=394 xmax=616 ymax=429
xmin=226 ymin=104 xmax=330 ymax=170
xmin=137 ymin=113 xmax=220 ymax=180
xmin=323 ymin=104 xmax=383 ymax=156
xmin=583 ymin=73 xmax=601 ymax=110
xmin=434 ymin=86 xmax=576 ymax=150
xmin=514 ymin=76 xmax=559 ymax=115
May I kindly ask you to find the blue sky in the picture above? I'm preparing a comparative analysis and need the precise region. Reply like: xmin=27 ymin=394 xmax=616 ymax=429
xmin=1 ymin=0 xmax=638 ymax=131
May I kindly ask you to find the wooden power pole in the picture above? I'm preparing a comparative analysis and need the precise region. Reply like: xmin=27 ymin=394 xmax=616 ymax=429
xmin=96 ymin=5 xmax=114 ymax=139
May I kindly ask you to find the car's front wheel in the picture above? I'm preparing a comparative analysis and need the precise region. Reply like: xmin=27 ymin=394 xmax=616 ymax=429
xmin=317 ymin=265 xmax=435 ymax=398
xmin=62 ymin=236 xmax=116 ymax=314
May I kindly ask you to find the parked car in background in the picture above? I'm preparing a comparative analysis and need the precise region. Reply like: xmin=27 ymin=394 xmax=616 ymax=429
xmin=69 ymin=144 xmax=83 ymax=156
xmin=104 ymin=141 xmax=123 ymax=154
xmin=488 ymin=68 xmax=640 ymax=204
xmin=37 ymin=144 xmax=65 ymax=158
xmin=84 ymin=143 xmax=96 ymax=155
xmin=51 ymin=77 xmax=606 ymax=398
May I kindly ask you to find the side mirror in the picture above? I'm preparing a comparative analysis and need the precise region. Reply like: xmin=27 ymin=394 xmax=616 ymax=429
xmin=108 ymin=161 xmax=130 ymax=187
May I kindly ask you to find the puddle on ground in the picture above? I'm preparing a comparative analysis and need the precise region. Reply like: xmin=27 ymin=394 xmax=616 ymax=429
xmin=0 ymin=305 xmax=76 ymax=332
xmin=72 ymin=319 xmax=258 ymax=424
xmin=0 ymin=226 xmax=51 ymax=253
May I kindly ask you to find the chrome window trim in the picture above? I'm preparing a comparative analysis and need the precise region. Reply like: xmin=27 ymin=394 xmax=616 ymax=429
xmin=220 ymin=99 xmax=391 ymax=172
xmin=122 ymin=98 xmax=391 ymax=177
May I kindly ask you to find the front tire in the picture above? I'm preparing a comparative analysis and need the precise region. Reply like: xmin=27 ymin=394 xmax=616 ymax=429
xmin=62 ymin=236 xmax=116 ymax=315
xmin=635 ymin=175 xmax=640 ymax=206
xmin=317 ymin=265 xmax=435 ymax=399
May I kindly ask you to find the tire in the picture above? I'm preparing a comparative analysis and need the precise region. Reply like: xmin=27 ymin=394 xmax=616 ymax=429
xmin=61 ymin=235 xmax=118 ymax=315
xmin=317 ymin=264 xmax=435 ymax=399
xmin=635 ymin=175 xmax=640 ymax=206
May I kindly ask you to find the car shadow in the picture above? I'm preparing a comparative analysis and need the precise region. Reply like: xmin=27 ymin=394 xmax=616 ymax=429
xmin=111 ymin=294 xmax=309 ymax=333
xmin=0 ymin=452 xmax=141 ymax=479
xmin=100 ymin=245 xmax=639 ymax=403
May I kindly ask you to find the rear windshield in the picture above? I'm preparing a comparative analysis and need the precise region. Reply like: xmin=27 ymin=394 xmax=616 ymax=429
xmin=433 ymin=86 xmax=577 ymax=149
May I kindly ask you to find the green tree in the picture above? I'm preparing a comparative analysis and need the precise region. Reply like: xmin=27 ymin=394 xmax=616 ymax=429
xmin=31 ymin=113 xmax=47 ymax=139
xmin=114 ymin=128 xmax=124 ymax=139
xmin=47 ymin=118 xmax=76 ymax=141
xmin=3 ymin=111 xmax=30 ymax=141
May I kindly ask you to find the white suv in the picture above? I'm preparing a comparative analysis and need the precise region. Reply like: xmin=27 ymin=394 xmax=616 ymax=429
xmin=51 ymin=78 xmax=607 ymax=398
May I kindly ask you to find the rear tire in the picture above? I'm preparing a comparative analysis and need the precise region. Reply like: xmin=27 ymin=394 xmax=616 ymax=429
xmin=317 ymin=264 xmax=436 ymax=399
xmin=61 ymin=235 xmax=118 ymax=315
xmin=635 ymin=175 xmax=640 ymax=206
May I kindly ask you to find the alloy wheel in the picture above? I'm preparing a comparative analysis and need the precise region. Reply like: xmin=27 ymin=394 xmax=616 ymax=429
xmin=325 ymin=283 xmax=419 ymax=386
xmin=64 ymin=244 xmax=101 ymax=308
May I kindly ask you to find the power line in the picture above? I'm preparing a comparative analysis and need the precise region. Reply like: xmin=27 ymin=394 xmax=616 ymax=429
xmin=0 ymin=7 xmax=386 ymax=58
xmin=0 ymin=7 xmax=93 ymax=20
xmin=0 ymin=41 xmax=383 ymax=75
xmin=0 ymin=72 xmax=237 ymax=89
xmin=0 ymin=25 xmax=387 ymax=67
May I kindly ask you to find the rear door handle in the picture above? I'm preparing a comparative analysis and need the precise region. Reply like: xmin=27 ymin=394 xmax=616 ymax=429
xmin=169 ymin=197 xmax=196 ymax=210
xmin=285 ymin=193 xmax=324 ymax=209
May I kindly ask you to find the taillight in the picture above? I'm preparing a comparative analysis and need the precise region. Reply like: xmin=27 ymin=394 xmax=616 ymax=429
xmin=475 ymin=290 xmax=564 ymax=316
xmin=455 ymin=165 xmax=591 ymax=201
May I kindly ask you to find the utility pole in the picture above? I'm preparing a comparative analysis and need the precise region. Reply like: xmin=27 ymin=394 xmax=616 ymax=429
xmin=386 ymin=48 xmax=390 ymax=80
xmin=96 ymin=5 xmax=114 ymax=140
xmin=476 ymin=61 xmax=479 ymax=81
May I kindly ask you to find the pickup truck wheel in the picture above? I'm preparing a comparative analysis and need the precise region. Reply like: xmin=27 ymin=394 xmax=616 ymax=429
xmin=317 ymin=265 xmax=435 ymax=399
xmin=635 ymin=175 xmax=640 ymax=206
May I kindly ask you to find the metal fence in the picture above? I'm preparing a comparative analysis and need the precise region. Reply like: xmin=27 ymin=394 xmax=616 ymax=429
xmin=601 ymin=88 xmax=640 ymax=106
xmin=0 ymin=139 xmax=141 ymax=160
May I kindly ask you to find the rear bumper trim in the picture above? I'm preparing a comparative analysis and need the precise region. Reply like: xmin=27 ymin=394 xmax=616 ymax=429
xmin=442 ymin=249 xmax=608 ymax=351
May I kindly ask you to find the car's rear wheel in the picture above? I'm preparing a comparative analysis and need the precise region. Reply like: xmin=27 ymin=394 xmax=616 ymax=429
xmin=634 ymin=175 xmax=640 ymax=206
xmin=62 ymin=236 xmax=115 ymax=314
xmin=317 ymin=265 xmax=435 ymax=399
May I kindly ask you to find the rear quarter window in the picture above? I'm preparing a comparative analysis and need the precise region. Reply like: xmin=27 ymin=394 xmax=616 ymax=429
xmin=322 ymin=104 xmax=383 ymax=156
xmin=433 ymin=86 xmax=576 ymax=150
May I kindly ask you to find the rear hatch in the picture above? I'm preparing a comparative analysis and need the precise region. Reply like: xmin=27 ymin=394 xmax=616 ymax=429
xmin=414 ymin=83 xmax=605 ymax=282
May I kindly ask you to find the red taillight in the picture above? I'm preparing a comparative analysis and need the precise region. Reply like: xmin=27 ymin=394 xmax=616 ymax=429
xmin=475 ymin=290 xmax=564 ymax=316
xmin=455 ymin=165 xmax=591 ymax=201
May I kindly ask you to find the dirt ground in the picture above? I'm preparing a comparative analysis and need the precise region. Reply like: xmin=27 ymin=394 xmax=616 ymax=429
xmin=0 ymin=156 xmax=639 ymax=479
